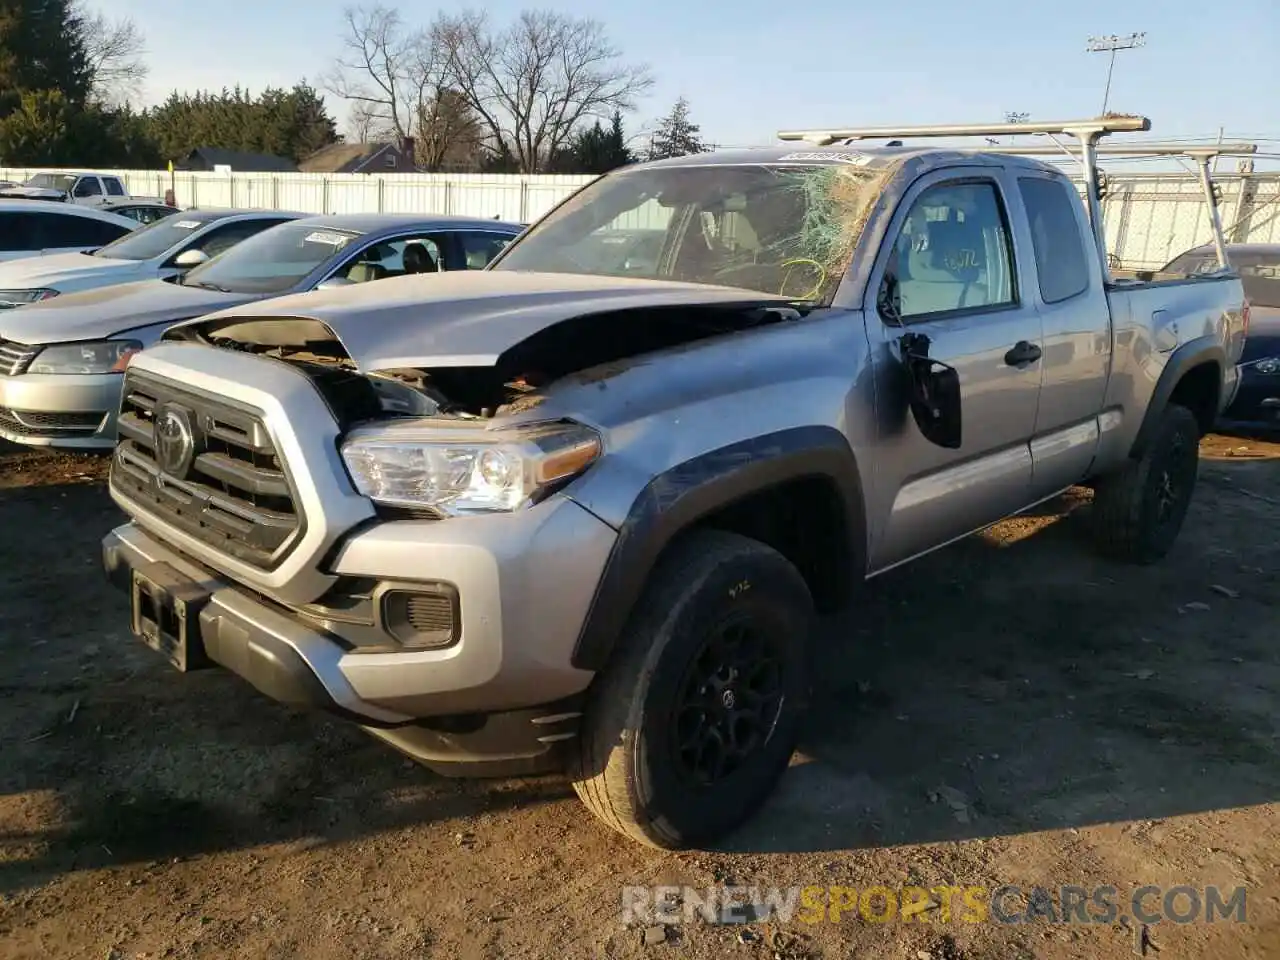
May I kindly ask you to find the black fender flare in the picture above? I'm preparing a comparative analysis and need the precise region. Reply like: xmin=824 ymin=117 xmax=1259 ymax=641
xmin=1128 ymin=338 xmax=1226 ymax=460
xmin=569 ymin=425 xmax=866 ymax=671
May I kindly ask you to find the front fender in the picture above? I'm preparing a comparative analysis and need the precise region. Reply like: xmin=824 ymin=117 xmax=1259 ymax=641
xmin=568 ymin=425 xmax=866 ymax=671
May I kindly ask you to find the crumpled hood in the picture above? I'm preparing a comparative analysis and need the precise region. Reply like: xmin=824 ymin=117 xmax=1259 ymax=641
xmin=0 ymin=279 xmax=254 ymax=345
xmin=0 ymin=251 xmax=150 ymax=290
xmin=172 ymin=270 xmax=796 ymax=369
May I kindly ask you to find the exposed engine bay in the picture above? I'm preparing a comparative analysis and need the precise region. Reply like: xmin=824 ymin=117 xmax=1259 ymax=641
xmin=174 ymin=302 xmax=807 ymax=425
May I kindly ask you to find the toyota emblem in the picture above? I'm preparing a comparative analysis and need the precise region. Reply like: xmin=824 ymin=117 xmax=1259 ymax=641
xmin=153 ymin=404 xmax=195 ymax=478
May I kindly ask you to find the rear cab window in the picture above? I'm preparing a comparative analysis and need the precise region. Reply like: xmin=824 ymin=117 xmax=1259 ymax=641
xmin=104 ymin=178 xmax=127 ymax=197
xmin=1017 ymin=177 xmax=1091 ymax=303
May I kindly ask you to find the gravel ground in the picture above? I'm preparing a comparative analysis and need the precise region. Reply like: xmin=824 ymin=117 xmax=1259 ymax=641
xmin=0 ymin=432 xmax=1277 ymax=959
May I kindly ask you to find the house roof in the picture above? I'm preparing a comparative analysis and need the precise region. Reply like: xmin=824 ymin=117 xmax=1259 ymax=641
xmin=299 ymin=142 xmax=407 ymax=174
xmin=186 ymin=148 xmax=298 ymax=172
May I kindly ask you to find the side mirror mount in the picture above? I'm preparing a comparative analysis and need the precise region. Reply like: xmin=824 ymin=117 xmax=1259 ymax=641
xmin=173 ymin=248 xmax=210 ymax=269
xmin=899 ymin=332 xmax=962 ymax=449
xmin=315 ymin=276 xmax=354 ymax=291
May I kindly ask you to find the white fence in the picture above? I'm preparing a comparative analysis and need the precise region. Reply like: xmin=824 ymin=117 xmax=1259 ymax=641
xmin=5 ymin=166 xmax=1280 ymax=270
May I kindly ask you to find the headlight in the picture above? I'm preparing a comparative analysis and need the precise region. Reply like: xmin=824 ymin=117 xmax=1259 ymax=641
xmin=1253 ymin=356 xmax=1280 ymax=376
xmin=341 ymin=419 xmax=602 ymax=515
xmin=27 ymin=339 xmax=142 ymax=375
xmin=0 ymin=288 xmax=58 ymax=308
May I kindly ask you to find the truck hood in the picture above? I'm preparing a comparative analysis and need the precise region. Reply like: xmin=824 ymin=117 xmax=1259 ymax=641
xmin=0 ymin=251 xmax=150 ymax=290
xmin=0 ymin=186 xmax=65 ymax=202
xmin=172 ymin=270 xmax=797 ymax=370
xmin=0 ymin=279 xmax=253 ymax=345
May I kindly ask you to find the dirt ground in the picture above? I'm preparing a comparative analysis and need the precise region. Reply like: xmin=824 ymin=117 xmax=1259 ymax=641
xmin=0 ymin=431 xmax=1277 ymax=960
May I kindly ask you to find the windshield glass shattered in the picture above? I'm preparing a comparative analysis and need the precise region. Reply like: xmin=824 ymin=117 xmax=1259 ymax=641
xmin=492 ymin=162 xmax=890 ymax=303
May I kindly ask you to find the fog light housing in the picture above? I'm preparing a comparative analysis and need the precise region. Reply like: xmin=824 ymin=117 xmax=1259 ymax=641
xmin=378 ymin=584 xmax=460 ymax=649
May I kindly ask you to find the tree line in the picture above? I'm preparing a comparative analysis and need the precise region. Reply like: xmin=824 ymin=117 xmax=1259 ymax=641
xmin=0 ymin=0 xmax=709 ymax=174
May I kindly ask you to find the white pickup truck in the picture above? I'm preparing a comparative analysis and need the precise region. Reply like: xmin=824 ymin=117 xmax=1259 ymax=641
xmin=0 ymin=171 xmax=132 ymax=204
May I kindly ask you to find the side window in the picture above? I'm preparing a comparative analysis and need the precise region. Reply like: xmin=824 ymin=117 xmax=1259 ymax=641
xmin=188 ymin=219 xmax=288 ymax=260
xmin=73 ymin=178 xmax=103 ymax=198
xmin=37 ymin=214 xmax=130 ymax=248
xmin=104 ymin=177 xmax=127 ymax=197
xmin=459 ymin=232 xmax=515 ymax=269
xmin=0 ymin=213 xmax=34 ymax=251
xmin=1018 ymin=177 xmax=1091 ymax=304
xmin=342 ymin=235 xmax=445 ymax=282
xmin=880 ymin=181 xmax=1016 ymax=321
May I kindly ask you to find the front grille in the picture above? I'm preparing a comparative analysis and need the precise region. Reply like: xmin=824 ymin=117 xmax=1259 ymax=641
xmin=110 ymin=371 xmax=303 ymax=570
xmin=0 ymin=407 xmax=104 ymax=437
xmin=0 ymin=338 xmax=39 ymax=376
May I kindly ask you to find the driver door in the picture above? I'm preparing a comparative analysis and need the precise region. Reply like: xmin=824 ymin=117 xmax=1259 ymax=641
xmin=864 ymin=170 xmax=1045 ymax=571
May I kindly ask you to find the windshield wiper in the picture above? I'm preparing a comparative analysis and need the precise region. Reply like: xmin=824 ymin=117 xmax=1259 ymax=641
xmin=185 ymin=280 xmax=231 ymax=292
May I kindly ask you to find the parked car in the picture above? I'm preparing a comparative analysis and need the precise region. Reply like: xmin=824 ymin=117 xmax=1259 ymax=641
xmin=0 ymin=209 xmax=307 ymax=307
xmin=94 ymin=116 xmax=1247 ymax=849
xmin=89 ymin=197 xmax=183 ymax=225
xmin=0 ymin=171 xmax=131 ymax=204
xmin=0 ymin=199 xmax=138 ymax=264
xmin=1160 ymin=242 xmax=1279 ymax=426
xmin=0 ymin=213 xmax=523 ymax=448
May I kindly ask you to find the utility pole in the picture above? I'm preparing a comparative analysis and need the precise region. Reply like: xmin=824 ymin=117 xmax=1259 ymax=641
xmin=1004 ymin=111 xmax=1029 ymax=145
xmin=1086 ymin=33 xmax=1146 ymax=115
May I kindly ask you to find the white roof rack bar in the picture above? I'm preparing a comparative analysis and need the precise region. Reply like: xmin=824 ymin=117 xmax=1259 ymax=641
xmin=776 ymin=116 xmax=1151 ymax=146
xmin=968 ymin=142 xmax=1257 ymax=160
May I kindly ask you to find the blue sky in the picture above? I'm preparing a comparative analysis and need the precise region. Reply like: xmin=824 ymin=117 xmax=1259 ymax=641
xmin=99 ymin=0 xmax=1279 ymax=153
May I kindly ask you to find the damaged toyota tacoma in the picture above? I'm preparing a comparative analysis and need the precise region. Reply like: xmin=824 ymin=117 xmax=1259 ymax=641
xmin=102 ymin=116 xmax=1249 ymax=849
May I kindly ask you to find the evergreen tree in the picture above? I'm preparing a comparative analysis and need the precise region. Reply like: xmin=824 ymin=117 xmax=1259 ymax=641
xmin=562 ymin=110 xmax=634 ymax=174
xmin=143 ymin=83 xmax=341 ymax=164
xmin=0 ymin=0 xmax=93 ymax=114
xmin=647 ymin=97 xmax=706 ymax=161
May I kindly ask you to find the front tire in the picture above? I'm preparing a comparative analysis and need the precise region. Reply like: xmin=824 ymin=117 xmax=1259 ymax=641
xmin=1090 ymin=402 xmax=1201 ymax=564
xmin=570 ymin=529 xmax=814 ymax=849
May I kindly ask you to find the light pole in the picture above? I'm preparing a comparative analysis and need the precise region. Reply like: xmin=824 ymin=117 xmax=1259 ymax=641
xmin=1086 ymin=33 xmax=1146 ymax=115
xmin=1004 ymin=111 xmax=1029 ymax=145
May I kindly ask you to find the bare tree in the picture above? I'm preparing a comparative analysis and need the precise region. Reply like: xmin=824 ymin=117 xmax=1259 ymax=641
xmin=417 ymin=88 xmax=484 ymax=171
xmin=348 ymin=101 xmax=393 ymax=142
xmin=440 ymin=10 xmax=653 ymax=173
xmin=325 ymin=4 xmax=454 ymax=152
xmin=76 ymin=4 xmax=149 ymax=107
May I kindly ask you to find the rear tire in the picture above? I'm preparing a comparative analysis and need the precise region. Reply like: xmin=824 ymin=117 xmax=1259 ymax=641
xmin=570 ymin=529 xmax=814 ymax=849
xmin=1090 ymin=402 xmax=1201 ymax=564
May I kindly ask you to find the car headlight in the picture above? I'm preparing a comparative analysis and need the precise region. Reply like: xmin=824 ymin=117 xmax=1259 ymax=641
xmin=1253 ymin=356 xmax=1280 ymax=376
xmin=341 ymin=419 xmax=602 ymax=515
xmin=27 ymin=339 xmax=142 ymax=375
xmin=0 ymin=288 xmax=58 ymax=308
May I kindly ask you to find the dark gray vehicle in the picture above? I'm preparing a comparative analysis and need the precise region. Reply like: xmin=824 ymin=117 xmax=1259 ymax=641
xmin=99 ymin=117 xmax=1245 ymax=849
xmin=0 ymin=213 xmax=522 ymax=448
xmin=1161 ymin=242 xmax=1280 ymax=425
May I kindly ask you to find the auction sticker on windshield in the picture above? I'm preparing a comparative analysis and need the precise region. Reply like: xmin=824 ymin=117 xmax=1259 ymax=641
xmin=305 ymin=231 xmax=352 ymax=246
xmin=778 ymin=151 xmax=877 ymax=165
xmin=173 ymin=220 xmax=202 ymax=229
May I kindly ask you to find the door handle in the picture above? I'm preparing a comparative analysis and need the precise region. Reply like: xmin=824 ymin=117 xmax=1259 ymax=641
xmin=1004 ymin=341 xmax=1042 ymax=367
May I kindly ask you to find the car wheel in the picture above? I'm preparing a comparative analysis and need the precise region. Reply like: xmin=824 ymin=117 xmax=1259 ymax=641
xmin=570 ymin=529 xmax=814 ymax=849
xmin=1090 ymin=402 xmax=1201 ymax=564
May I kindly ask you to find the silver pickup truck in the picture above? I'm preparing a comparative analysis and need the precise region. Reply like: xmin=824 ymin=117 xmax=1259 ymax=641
xmin=101 ymin=116 xmax=1248 ymax=850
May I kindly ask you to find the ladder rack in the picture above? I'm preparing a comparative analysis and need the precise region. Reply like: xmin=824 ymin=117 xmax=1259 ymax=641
xmin=774 ymin=117 xmax=1244 ymax=275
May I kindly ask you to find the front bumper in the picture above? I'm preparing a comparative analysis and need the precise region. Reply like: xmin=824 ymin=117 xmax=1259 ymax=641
xmin=102 ymin=494 xmax=616 ymax=770
xmin=0 ymin=371 xmax=122 ymax=448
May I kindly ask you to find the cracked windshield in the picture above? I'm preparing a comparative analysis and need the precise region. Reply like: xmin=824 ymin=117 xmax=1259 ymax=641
xmin=494 ymin=163 xmax=885 ymax=302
